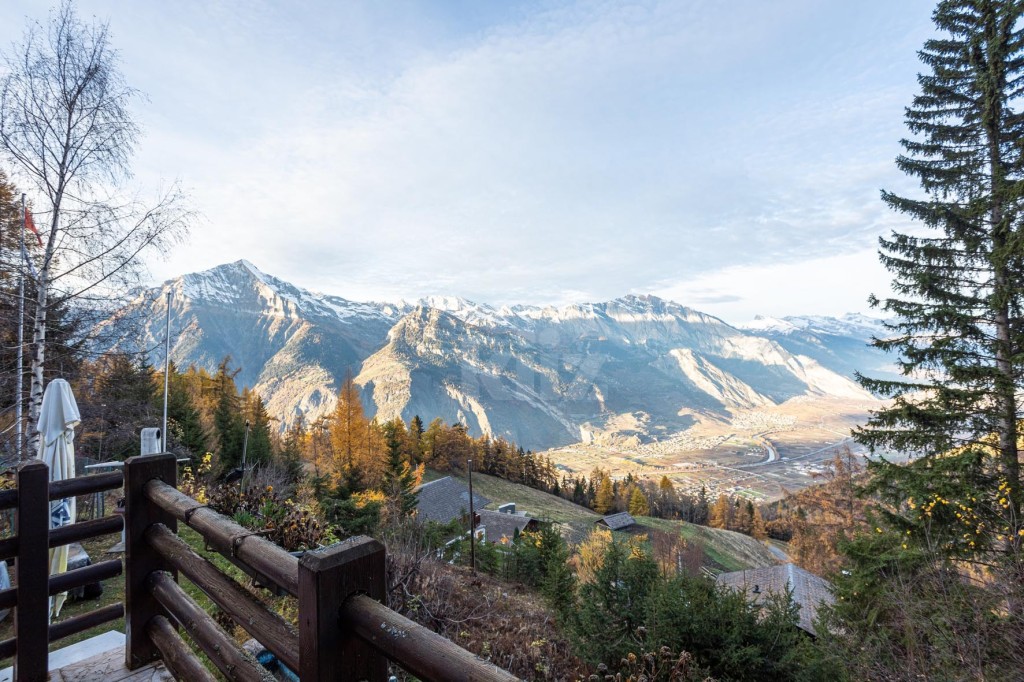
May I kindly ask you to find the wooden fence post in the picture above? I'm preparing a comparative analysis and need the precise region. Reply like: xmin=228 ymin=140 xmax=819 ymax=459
xmin=124 ymin=454 xmax=177 ymax=670
xmin=14 ymin=460 xmax=49 ymax=682
xmin=298 ymin=536 xmax=387 ymax=682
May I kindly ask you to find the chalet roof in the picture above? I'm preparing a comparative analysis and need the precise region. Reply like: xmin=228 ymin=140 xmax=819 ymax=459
xmin=478 ymin=510 xmax=537 ymax=544
xmin=716 ymin=563 xmax=834 ymax=636
xmin=415 ymin=476 xmax=491 ymax=525
xmin=596 ymin=512 xmax=636 ymax=530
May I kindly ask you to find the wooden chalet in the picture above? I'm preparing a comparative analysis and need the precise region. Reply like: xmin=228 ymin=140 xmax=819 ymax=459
xmin=414 ymin=476 xmax=491 ymax=525
xmin=716 ymin=563 xmax=835 ymax=637
xmin=477 ymin=509 xmax=539 ymax=544
xmin=595 ymin=512 xmax=636 ymax=531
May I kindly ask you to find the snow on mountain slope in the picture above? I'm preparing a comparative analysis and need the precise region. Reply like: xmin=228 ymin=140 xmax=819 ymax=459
xmin=743 ymin=312 xmax=901 ymax=383
xmin=105 ymin=262 xmax=888 ymax=448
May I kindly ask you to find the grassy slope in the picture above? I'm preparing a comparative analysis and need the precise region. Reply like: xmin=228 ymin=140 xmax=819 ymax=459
xmin=439 ymin=470 xmax=778 ymax=571
xmin=634 ymin=516 xmax=779 ymax=573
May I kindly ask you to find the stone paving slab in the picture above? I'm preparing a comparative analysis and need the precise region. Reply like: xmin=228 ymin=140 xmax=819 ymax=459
xmin=0 ymin=631 xmax=172 ymax=682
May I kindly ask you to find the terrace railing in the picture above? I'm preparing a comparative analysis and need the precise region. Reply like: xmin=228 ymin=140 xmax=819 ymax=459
xmin=123 ymin=453 xmax=520 ymax=682
xmin=1 ymin=460 xmax=126 ymax=682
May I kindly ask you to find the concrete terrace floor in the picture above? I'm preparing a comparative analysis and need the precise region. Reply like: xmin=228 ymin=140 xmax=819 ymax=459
xmin=0 ymin=631 xmax=172 ymax=682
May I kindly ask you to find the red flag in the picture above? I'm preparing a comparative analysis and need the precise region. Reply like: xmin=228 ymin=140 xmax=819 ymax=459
xmin=24 ymin=209 xmax=42 ymax=247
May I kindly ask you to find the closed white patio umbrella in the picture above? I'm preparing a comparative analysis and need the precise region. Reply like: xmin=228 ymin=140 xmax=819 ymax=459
xmin=35 ymin=378 xmax=80 ymax=619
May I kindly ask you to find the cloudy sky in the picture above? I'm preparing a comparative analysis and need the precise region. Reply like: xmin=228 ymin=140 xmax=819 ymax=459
xmin=1 ymin=0 xmax=937 ymax=322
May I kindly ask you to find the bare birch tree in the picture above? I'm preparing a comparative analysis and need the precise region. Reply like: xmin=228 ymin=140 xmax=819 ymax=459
xmin=0 ymin=1 xmax=191 ymax=457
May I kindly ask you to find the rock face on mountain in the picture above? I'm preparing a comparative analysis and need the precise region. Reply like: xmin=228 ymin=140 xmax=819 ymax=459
xmin=112 ymin=261 xmax=885 ymax=450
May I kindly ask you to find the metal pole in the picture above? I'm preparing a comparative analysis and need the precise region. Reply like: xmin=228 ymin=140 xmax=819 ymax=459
xmin=161 ymin=290 xmax=171 ymax=452
xmin=240 ymin=419 xmax=251 ymax=491
xmin=16 ymin=194 xmax=25 ymax=460
xmin=468 ymin=458 xmax=475 ymax=572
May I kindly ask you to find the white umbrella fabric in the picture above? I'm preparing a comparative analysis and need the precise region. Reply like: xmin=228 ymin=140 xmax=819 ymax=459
xmin=35 ymin=378 xmax=80 ymax=619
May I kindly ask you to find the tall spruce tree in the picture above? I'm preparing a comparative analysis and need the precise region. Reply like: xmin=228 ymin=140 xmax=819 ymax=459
xmin=856 ymin=1 xmax=1024 ymax=564
xmin=242 ymin=388 xmax=273 ymax=467
xmin=212 ymin=358 xmax=244 ymax=472
xmin=381 ymin=418 xmax=418 ymax=518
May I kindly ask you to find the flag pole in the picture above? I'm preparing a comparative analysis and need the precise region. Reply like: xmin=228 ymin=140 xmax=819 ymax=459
xmin=468 ymin=457 xmax=475 ymax=572
xmin=16 ymin=194 xmax=25 ymax=460
xmin=161 ymin=290 xmax=171 ymax=452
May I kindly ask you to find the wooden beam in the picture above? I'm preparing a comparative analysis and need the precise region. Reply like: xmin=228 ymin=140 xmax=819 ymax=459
xmin=48 ymin=603 xmax=124 ymax=643
xmin=147 ymin=615 xmax=217 ymax=682
xmin=149 ymin=571 xmax=274 ymax=682
xmin=48 ymin=471 xmax=123 ymax=500
xmin=299 ymin=536 xmax=387 ymax=682
xmin=124 ymin=453 xmax=177 ymax=670
xmin=144 ymin=479 xmax=299 ymax=596
xmin=146 ymin=522 xmax=300 ymax=672
xmin=343 ymin=594 xmax=520 ymax=682
xmin=14 ymin=460 xmax=49 ymax=682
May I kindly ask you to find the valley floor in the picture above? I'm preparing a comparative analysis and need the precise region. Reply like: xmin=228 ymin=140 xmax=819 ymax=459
xmin=543 ymin=396 xmax=878 ymax=500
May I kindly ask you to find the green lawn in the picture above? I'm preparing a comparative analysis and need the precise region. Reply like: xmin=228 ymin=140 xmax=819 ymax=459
xmin=456 ymin=471 xmax=598 ymax=523
xmin=633 ymin=516 xmax=779 ymax=572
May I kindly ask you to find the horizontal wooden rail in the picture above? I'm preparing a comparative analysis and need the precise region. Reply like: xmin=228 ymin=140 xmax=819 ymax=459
xmin=148 ymin=570 xmax=275 ymax=682
xmin=144 ymin=479 xmax=299 ymax=596
xmin=48 ymin=603 xmax=124 ymax=643
xmin=343 ymin=593 xmax=520 ymax=682
xmin=49 ymin=559 xmax=122 ymax=595
xmin=0 ymin=470 xmax=123 ymax=512
xmin=49 ymin=471 xmax=124 ymax=501
xmin=146 ymin=523 xmax=300 ymax=672
xmin=0 ymin=514 xmax=122 ymax=563
xmin=0 ymin=520 xmax=123 ymax=606
xmin=147 ymin=615 xmax=218 ymax=682
xmin=0 ymin=637 xmax=15 ymax=660
xmin=50 ymin=514 xmax=124 ymax=547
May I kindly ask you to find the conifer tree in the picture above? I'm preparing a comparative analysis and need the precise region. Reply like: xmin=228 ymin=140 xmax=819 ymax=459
xmin=212 ymin=358 xmax=244 ymax=471
xmin=330 ymin=371 xmax=368 ymax=477
xmin=693 ymin=485 xmax=710 ymax=525
xmin=628 ymin=487 xmax=650 ymax=517
xmin=408 ymin=414 xmax=425 ymax=463
xmin=242 ymin=388 xmax=273 ymax=467
xmin=856 ymin=0 xmax=1024 ymax=565
xmin=594 ymin=475 xmax=615 ymax=515
xmin=81 ymin=353 xmax=155 ymax=459
xmin=163 ymin=361 xmax=209 ymax=458
xmin=381 ymin=418 xmax=418 ymax=518
xmin=709 ymin=494 xmax=731 ymax=530
xmin=278 ymin=415 xmax=306 ymax=483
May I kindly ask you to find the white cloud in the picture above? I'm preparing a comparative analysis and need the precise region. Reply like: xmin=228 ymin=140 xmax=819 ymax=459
xmin=652 ymin=248 xmax=894 ymax=323
xmin=2 ymin=0 xmax=938 ymax=318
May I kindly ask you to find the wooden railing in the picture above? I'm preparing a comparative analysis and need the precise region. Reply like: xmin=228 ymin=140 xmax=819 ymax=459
xmin=123 ymin=453 xmax=520 ymax=682
xmin=0 ymin=459 xmax=127 ymax=682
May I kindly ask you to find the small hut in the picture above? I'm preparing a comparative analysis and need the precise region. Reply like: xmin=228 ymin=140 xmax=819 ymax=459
xmin=595 ymin=512 xmax=636 ymax=531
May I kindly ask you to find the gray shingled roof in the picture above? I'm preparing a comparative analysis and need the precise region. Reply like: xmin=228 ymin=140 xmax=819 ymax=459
xmin=415 ymin=476 xmax=491 ymax=525
xmin=596 ymin=512 xmax=636 ymax=530
xmin=478 ymin=510 xmax=538 ymax=544
xmin=716 ymin=563 xmax=835 ymax=636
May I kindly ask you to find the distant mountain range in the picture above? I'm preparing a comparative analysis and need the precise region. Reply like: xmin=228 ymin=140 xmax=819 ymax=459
xmin=106 ymin=261 xmax=897 ymax=450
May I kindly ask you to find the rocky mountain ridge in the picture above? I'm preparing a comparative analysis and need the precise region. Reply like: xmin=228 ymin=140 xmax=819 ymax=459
xmin=110 ymin=261 xmax=893 ymax=450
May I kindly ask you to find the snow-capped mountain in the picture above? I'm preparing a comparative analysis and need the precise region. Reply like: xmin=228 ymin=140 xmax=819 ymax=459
xmin=108 ymin=261 xmax=889 ymax=450
xmin=741 ymin=313 xmax=900 ymax=383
